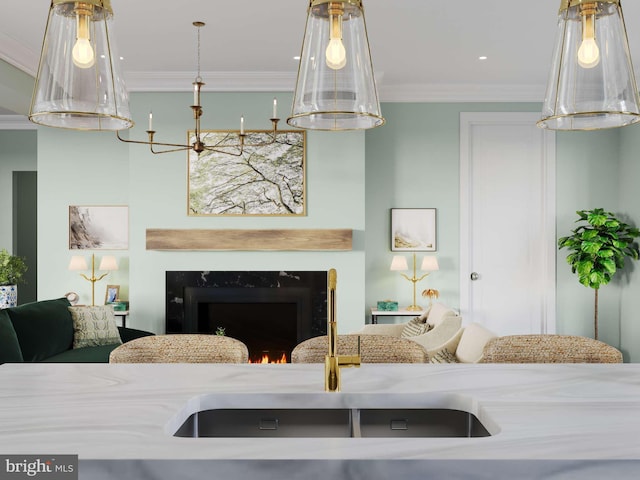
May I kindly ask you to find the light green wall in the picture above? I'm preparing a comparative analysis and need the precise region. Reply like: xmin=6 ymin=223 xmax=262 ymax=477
xmin=38 ymin=92 xmax=366 ymax=334
xmin=619 ymin=122 xmax=640 ymax=362
xmin=365 ymin=103 xmax=629 ymax=353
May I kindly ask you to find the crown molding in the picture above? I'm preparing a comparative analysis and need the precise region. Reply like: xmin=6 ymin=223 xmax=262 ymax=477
xmin=0 ymin=32 xmax=38 ymax=76
xmin=378 ymin=83 xmax=546 ymax=103
xmin=124 ymin=71 xmax=546 ymax=102
xmin=0 ymin=115 xmax=35 ymax=130
xmin=124 ymin=71 xmax=298 ymax=92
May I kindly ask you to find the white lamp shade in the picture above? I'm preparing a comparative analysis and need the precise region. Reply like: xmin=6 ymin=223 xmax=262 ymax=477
xmin=287 ymin=0 xmax=384 ymax=130
xmin=68 ymin=256 xmax=88 ymax=271
xmin=98 ymin=256 xmax=119 ymax=271
xmin=29 ymin=0 xmax=132 ymax=131
xmin=538 ymin=0 xmax=640 ymax=130
xmin=421 ymin=256 xmax=439 ymax=271
xmin=390 ymin=256 xmax=409 ymax=271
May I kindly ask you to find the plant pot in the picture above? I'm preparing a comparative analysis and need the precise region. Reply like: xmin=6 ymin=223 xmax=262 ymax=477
xmin=0 ymin=285 xmax=17 ymax=309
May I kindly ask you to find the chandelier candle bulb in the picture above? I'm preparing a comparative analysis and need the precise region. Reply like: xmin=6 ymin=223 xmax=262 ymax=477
xmin=240 ymin=116 xmax=245 ymax=135
xmin=273 ymin=98 xmax=277 ymax=119
xmin=148 ymin=112 xmax=152 ymax=131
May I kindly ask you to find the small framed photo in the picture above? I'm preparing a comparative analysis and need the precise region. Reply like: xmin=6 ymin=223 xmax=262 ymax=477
xmin=391 ymin=208 xmax=437 ymax=251
xmin=105 ymin=285 xmax=120 ymax=304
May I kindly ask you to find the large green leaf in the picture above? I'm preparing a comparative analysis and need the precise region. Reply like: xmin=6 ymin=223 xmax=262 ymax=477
xmin=605 ymin=219 xmax=620 ymax=228
xmin=596 ymin=249 xmax=614 ymax=258
xmin=613 ymin=240 xmax=628 ymax=249
xmin=581 ymin=241 xmax=602 ymax=254
xmin=577 ymin=260 xmax=593 ymax=276
xmin=589 ymin=271 xmax=606 ymax=287
xmin=581 ymin=230 xmax=599 ymax=240
xmin=587 ymin=212 xmax=608 ymax=226
xmin=600 ymin=258 xmax=617 ymax=274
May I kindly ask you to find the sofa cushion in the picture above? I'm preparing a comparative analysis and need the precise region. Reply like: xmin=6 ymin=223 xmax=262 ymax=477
xmin=455 ymin=323 xmax=498 ymax=363
xmin=0 ymin=309 xmax=23 ymax=363
xmin=426 ymin=302 xmax=456 ymax=328
xmin=42 ymin=344 xmax=122 ymax=363
xmin=7 ymin=297 xmax=74 ymax=362
xmin=69 ymin=305 xmax=122 ymax=349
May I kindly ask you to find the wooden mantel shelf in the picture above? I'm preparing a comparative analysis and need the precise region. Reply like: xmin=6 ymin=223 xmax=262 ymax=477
xmin=146 ymin=228 xmax=352 ymax=251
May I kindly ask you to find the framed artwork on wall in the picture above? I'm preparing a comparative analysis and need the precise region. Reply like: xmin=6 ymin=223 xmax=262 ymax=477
xmin=187 ymin=130 xmax=306 ymax=216
xmin=69 ymin=205 xmax=129 ymax=250
xmin=105 ymin=285 xmax=120 ymax=303
xmin=390 ymin=208 xmax=437 ymax=251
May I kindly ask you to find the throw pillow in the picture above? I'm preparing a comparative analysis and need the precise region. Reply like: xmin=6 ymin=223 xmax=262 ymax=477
xmin=429 ymin=348 xmax=459 ymax=364
xmin=69 ymin=305 xmax=122 ymax=349
xmin=401 ymin=317 xmax=431 ymax=338
xmin=426 ymin=302 xmax=456 ymax=328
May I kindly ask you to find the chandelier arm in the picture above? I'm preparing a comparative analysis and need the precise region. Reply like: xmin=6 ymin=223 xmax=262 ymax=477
xmin=116 ymin=130 xmax=193 ymax=149
xmin=150 ymin=145 xmax=192 ymax=155
xmin=202 ymin=145 xmax=245 ymax=157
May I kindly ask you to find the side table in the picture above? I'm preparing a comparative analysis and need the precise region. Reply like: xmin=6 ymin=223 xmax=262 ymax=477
xmin=370 ymin=307 xmax=426 ymax=324
xmin=113 ymin=310 xmax=129 ymax=328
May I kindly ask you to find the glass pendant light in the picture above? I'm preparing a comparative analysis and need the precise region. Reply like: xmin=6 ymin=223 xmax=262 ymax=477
xmin=29 ymin=0 xmax=133 ymax=131
xmin=538 ymin=0 xmax=640 ymax=130
xmin=287 ymin=0 xmax=384 ymax=131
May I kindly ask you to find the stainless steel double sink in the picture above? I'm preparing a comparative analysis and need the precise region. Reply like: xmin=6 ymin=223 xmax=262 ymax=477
xmin=173 ymin=407 xmax=491 ymax=438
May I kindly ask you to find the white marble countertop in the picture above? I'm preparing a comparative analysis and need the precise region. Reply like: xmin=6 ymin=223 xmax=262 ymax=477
xmin=1 ymin=363 xmax=640 ymax=477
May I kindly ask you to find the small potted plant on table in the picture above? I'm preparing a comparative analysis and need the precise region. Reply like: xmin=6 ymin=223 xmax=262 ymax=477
xmin=0 ymin=248 xmax=27 ymax=309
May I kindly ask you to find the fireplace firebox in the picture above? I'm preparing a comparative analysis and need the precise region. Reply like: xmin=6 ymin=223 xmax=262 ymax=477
xmin=166 ymin=271 xmax=327 ymax=362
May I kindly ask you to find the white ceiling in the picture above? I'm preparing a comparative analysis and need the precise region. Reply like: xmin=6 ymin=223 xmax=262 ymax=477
xmin=2 ymin=0 xmax=640 ymax=106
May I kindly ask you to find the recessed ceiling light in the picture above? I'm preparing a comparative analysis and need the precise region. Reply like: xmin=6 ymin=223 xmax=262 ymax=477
xmin=479 ymin=56 xmax=488 ymax=60
xmin=293 ymin=56 xmax=301 ymax=61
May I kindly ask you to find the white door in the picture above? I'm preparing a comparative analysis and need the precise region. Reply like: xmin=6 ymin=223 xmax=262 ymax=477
xmin=460 ymin=112 xmax=556 ymax=335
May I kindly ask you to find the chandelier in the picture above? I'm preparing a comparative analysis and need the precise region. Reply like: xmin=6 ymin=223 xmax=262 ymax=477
xmin=116 ymin=21 xmax=282 ymax=155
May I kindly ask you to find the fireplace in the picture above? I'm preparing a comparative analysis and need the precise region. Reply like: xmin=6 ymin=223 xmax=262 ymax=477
xmin=166 ymin=271 xmax=327 ymax=362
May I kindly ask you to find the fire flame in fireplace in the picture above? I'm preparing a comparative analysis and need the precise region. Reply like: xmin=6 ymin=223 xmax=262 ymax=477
xmin=249 ymin=351 xmax=288 ymax=364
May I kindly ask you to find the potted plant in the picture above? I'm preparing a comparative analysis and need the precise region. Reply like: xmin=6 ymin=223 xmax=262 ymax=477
xmin=0 ymin=248 xmax=28 ymax=309
xmin=558 ymin=209 xmax=639 ymax=340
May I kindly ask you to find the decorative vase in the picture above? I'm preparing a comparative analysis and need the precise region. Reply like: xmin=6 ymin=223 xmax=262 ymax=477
xmin=0 ymin=285 xmax=17 ymax=309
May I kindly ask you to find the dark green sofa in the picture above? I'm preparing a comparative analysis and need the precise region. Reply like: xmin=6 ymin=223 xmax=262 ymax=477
xmin=0 ymin=297 xmax=153 ymax=363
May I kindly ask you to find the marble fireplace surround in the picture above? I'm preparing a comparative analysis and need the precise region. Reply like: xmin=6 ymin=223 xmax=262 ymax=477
xmin=166 ymin=271 xmax=328 ymax=360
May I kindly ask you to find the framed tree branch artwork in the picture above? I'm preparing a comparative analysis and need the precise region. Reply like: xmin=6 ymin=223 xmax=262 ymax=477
xmin=188 ymin=130 xmax=306 ymax=216
xmin=391 ymin=208 xmax=437 ymax=252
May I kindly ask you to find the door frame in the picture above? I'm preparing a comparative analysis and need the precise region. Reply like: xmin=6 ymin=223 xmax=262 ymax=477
xmin=459 ymin=112 xmax=556 ymax=334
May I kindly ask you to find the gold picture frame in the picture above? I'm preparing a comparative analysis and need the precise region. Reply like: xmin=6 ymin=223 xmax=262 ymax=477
xmin=391 ymin=208 xmax=437 ymax=252
xmin=105 ymin=285 xmax=120 ymax=304
xmin=187 ymin=130 xmax=306 ymax=216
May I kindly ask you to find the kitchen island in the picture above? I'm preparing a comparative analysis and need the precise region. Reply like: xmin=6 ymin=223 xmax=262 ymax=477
xmin=1 ymin=362 xmax=640 ymax=479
